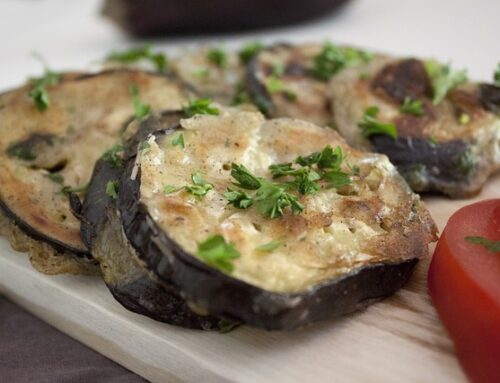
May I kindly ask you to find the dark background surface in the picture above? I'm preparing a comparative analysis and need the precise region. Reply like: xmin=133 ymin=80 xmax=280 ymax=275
xmin=0 ymin=296 xmax=146 ymax=383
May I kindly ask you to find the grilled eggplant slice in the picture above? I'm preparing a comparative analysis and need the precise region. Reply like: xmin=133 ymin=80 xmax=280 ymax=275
xmin=171 ymin=48 xmax=246 ymax=105
xmin=0 ymin=70 xmax=188 ymax=274
xmin=117 ymin=108 xmax=437 ymax=330
xmin=80 ymin=111 xmax=224 ymax=329
xmin=330 ymin=57 xmax=500 ymax=197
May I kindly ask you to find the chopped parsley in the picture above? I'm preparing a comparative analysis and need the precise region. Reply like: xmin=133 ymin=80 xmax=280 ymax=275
xmin=171 ymin=133 xmax=185 ymax=149
xmin=60 ymin=183 xmax=88 ymax=196
xmin=106 ymin=44 xmax=167 ymax=72
xmin=494 ymin=63 xmax=500 ymax=86
xmin=358 ymin=106 xmax=397 ymax=139
xmin=45 ymin=173 xmax=64 ymax=184
xmin=255 ymin=240 xmax=282 ymax=252
xmin=163 ymin=185 xmax=180 ymax=194
xmin=231 ymin=86 xmax=251 ymax=106
xmin=322 ymin=170 xmax=352 ymax=189
xmin=311 ymin=43 xmax=372 ymax=81
xmin=207 ymin=47 xmax=228 ymax=68
xmin=264 ymin=76 xmax=297 ymax=101
xmin=6 ymin=144 xmax=36 ymax=161
xmin=224 ymin=189 xmax=253 ymax=209
xmin=185 ymin=171 xmax=213 ymax=197
xmin=129 ymin=84 xmax=151 ymax=119
xmin=465 ymin=236 xmax=500 ymax=252
xmin=29 ymin=69 xmax=60 ymax=111
xmin=425 ymin=61 xmax=467 ymax=105
xmin=239 ymin=42 xmax=264 ymax=64
xmin=196 ymin=235 xmax=241 ymax=273
xmin=400 ymin=97 xmax=424 ymax=116
xmin=183 ymin=98 xmax=220 ymax=117
xmin=192 ymin=68 xmax=210 ymax=80
xmin=105 ymin=180 xmax=119 ymax=199
xmin=230 ymin=163 xmax=262 ymax=190
xmin=217 ymin=319 xmax=239 ymax=334
xmin=102 ymin=142 xmax=124 ymax=167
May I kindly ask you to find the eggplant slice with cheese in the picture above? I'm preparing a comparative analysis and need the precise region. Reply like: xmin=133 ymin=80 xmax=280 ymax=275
xmin=0 ymin=70 xmax=189 ymax=274
xmin=246 ymin=43 xmax=374 ymax=126
xmin=171 ymin=47 xmax=246 ymax=105
xmin=117 ymin=108 xmax=437 ymax=330
xmin=330 ymin=57 xmax=500 ymax=197
xmin=79 ymin=111 xmax=224 ymax=329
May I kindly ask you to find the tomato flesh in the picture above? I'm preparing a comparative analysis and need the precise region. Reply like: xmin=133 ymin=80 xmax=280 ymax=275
xmin=428 ymin=199 xmax=500 ymax=383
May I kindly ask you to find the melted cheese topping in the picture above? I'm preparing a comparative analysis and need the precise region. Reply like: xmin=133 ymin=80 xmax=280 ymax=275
xmin=139 ymin=109 xmax=430 ymax=293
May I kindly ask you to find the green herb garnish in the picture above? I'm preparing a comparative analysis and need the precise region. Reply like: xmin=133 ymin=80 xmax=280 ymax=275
xmin=6 ymin=145 xmax=36 ymax=161
xmin=255 ymin=240 xmax=282 ymax=252
xmin=183 ymin=98 xmax=220 ymax=117
xmin=255 ymin=181 xmax=304 ymax=219
xmin=358 ymin=106 xmax=397 ymax=139
xmin=197 ymin=235 xmax=241 ymax=273
xmin=129 ymin=84 xmax=151 ymax=119
xmin=312 ymin=43 xmax=372 ymax=81
xmin=163 ymin=185 xmax=180 ymax=194
xmin=105 ymin=180 xmax=119 ymax=199
xmin=207 ymin=47 xmax=228 ymax=68
xmin=29 ymin=69 xmax=60 ymax=111
xmin=230 ymin=163 xmax=262 ymax=190
xmin=192 ymin=68 xmax=210 ymax=80
xmin=185 ymin=171 xmax=213 ymax=197
xmin=239 ymin=42 xmax=264 ymax=64
xmin=106 ymin=44 xmax=167 ymax=72
xmin=102 ymin=142 xmax=124 ymax=168
xmin=425 ymin=61 xmax=467 ymax=105
xmin=171 ymin=133 xmax=185 ymax=149
xmin=494 ymin=63 xmax=500 ymax=86
xmin=264 ymin=76 xmax=297 ymax=100
xmin=400 ymin=97 xmax=424 ymax=116
xmin=224 ymin=189 xmax=253 ymax=209
xmin=217 ymin=319 xmax=239 ymax=334
xmin=60 ymin=183 xmax=88 ymax=196
xmin=231 ymin=87 xmax=251 ymax=106
xmin=322 ymin=170 xmax=352 ymax=189
xmin=465 ymin=236 xmax=500 ymax=252
xmin=45 ymin=173 xmax=64 ymax=184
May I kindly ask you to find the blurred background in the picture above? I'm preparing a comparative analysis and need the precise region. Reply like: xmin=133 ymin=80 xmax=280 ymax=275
xmin=0 ymin=0 xmax=499 ymax=90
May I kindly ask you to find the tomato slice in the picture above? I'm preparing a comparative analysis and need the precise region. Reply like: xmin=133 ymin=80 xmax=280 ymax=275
xmin=428 ymin=199 xmax=500 ymax=383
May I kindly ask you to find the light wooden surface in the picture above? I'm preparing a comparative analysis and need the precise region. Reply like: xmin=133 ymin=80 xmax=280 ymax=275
xmin=1 ymin=174 xmax=498 ymax=383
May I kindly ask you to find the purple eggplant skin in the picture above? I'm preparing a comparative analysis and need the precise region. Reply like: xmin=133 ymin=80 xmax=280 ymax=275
xmin=118 ymin=132 xmax=419 ymax=331
xmin=479 ymin=84 xmax=500 ymax=113
xmin=370 ymin=136 xmax=477 ymax=197
xmin=102 ymin=0 xmax=351 ymax=37
xmin=79 ymin=112 xmax=223 ymax=330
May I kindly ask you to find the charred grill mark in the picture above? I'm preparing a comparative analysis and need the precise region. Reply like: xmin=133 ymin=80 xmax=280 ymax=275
xmin=371 ymin=136 xmax=476 ymax=193
xmin=372 ymin=59 xmax=431 ymax=104
xmin=479 ymin=83 xmax=500 ymax=113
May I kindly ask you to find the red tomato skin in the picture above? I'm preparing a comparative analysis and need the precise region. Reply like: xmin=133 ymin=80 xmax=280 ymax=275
xmin=429 ymin=199 xmax=500 ymax=383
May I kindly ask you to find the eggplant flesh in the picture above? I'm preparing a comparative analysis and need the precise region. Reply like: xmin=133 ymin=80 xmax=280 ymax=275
xmin=80 ymin=112 xmax=225 ymax=330
xmin=0 ymin=70 xmax=188 ymax=274
xmin=118 ymin=109 xmax=437 ymax=330
xmin=246 ymin=44 xmax=333 ymax=126
xmin=329 ymin=57 xmax=500 ymax=197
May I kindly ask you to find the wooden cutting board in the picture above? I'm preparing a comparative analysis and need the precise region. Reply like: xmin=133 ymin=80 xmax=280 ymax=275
xmin=0 ymin=174 xmax=498 ymax=383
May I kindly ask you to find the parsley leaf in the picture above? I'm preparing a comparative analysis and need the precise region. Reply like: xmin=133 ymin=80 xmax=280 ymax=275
xmin=102 ymin=142 xmax=124 ymax=168
xmin=164 ymin=185 xmax=180 ymax=194
xmin=239 ymin=42 xmax=264 ymax=64
xmin=358 ymin=106 xmax=397 ymax=139
xmin=255 ymin=240 xmax=282 ymax=252
xmin=185 ymin=171 xmax=213 ymax=197
xmin=255 ymin=182 xmax=304 ymax=218
xmin=129 ymin=84 xmax=151 ymax=119
xmin=29 ymin=70 xmax=60 ymax=111
xmin=105 ymin=180 xmax=119 ymax=199
xmin=106 ymin=44 xmax=167 ymax=72
xmin=230 ymin=163 xmax=262 ymax=190
xmin=425 ymin=61 xmax=467 ymax=105
xmin=207 ymin=47 xmax=228 ymax=68
xmin=60 ymin=183 xmax=88 ymax=196
xmin=495 ymin=63 xmax=500 ymax=86
xmin=322 ymin=170 xmax=352 ymax=189
xmin=296 ymin=145 xmax=344 ymax=169
xmin=45 ymin=173 xmax=64 ymax=184
xmin=465 ymin=236 xmax=500 ymax=253
xmin=231 ymin=87 xmax=251 ymax=106
xmin=284 ymin=168 xmax=321 ymax=195
xmin=197 ymin=235 xmax=241 ymax=273
xmin=400 ymin=97 xmax=424 ymax=116
xmin=183 ymin=98 xmax=220 ymax=117
xmin=171 ymin=133 xmax=185 ymax=149
xmin=224 ymin=188 xmax=253 ymax=209
xmin=312 ymin=43 xmax=372 ymax=81
xmin=217 ymin=319 xmax=239 ymax=334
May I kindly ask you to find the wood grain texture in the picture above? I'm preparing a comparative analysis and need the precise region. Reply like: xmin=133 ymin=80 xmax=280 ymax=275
xmin=1 ymin=173 xmax=498 ymax=382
